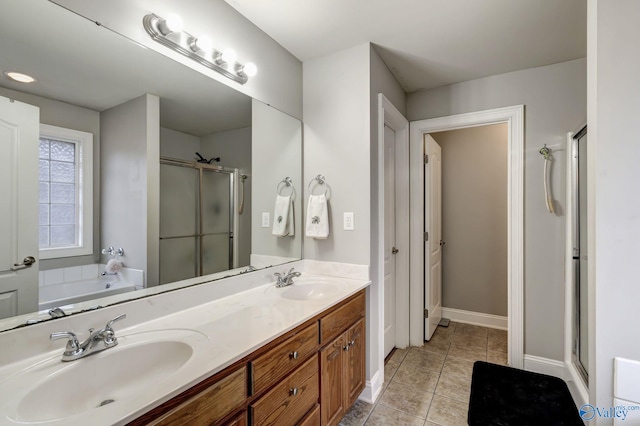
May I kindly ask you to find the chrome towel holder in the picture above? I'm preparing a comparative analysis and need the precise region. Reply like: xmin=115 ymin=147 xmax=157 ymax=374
xmin=277 ymin=177 xmax=295 ymax=199
xmin=308 ymin=174 xmax=331 ymax=199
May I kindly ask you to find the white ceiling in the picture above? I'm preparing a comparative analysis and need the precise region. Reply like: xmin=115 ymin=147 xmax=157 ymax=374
xmin=0 ymin=0 xmax=251 ymax=136
xmin=226 ymin=0 xmax=587 ymax=92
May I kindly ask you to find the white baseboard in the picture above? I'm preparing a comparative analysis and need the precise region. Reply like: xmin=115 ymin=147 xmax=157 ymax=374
xmin=359 ymin=369 xmax=383 ymax=404
xmin=442 ymin=307 xmax=507 ymax=330
xmin=524 ymin=355 xmax=589 ymax=409
xmin=523 ymin=354 xmax=566 ymax=379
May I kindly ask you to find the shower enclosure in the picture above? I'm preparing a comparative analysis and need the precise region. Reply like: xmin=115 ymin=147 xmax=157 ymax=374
xmin=571 ymin=125 xmax=588 ymax=383
xmin=159 ymin=158 xmax=238 ymax=284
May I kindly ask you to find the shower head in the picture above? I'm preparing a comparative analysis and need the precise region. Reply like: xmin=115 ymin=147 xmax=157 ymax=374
xmin=195 ymin=153 xmax=221 ymax=164
xmin=539 ymin=145 xmax=551 ymax=160
xmin=195 ymin=152 xmax=209 ymax=163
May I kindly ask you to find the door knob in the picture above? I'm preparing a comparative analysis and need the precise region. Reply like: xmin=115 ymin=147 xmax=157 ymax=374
xmin=439 ymin=240 xmax=446 ymax=246
xmin=12 ymin=256 xmax=36 ymax=270
xmin=391 ymin=247 xmax=399 ymax=255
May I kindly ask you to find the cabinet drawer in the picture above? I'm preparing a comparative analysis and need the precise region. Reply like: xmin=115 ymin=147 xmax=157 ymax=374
xmin=152 ymin=367 xmax=246 ymax=425
xmin=251 ymin=355 xmax=319 ymax=426
xmin=298 ymin=404 xmax=320 ymax=426
xmin=320 ymin=291 xmax=365 ymax=345
xmin=252 ymin=322 xmax=319 ymax=395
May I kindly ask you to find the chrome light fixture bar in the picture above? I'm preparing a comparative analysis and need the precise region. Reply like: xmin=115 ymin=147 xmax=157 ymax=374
xmin=143 ymin=13 xmax=256 ymax=85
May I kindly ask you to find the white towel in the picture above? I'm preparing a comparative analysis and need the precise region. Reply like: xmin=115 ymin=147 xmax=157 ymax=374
xmin=272 ymin=194 xmax=294 ymax=237
xmin=305 ymin=194 xmax=329 ymax=239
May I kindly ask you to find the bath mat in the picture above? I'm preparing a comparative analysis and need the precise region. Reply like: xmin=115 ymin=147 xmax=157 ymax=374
xmin=468 ymin=361 xmax=583 ymax=426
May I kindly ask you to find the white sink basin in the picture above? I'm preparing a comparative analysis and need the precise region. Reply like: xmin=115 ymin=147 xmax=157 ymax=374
xmin=268 ymin=276 xmax=344 ymax=301
xmin=2 ymin=329 xmax=210 ymax=424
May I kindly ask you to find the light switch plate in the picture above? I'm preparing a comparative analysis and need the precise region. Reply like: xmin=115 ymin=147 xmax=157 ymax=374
xmin=344 ymin=212 xmax=354 ymax=230
xmin=261 ymin=212 xmax=270 ymax=228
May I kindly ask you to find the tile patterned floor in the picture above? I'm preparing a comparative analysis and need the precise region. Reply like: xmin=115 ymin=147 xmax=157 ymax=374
xmin=339 ymin=322 xmax=508 ymax=426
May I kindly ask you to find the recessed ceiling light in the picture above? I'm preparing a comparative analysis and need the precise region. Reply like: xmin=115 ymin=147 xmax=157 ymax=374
xmin=4 ymin=71 xmax=36 ymax=83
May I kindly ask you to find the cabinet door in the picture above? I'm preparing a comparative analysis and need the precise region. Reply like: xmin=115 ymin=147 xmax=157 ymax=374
xmin=344 ymin=318 xmax=366 ymax=408
xmin=320 ymin=334 xmax=346 ymax=426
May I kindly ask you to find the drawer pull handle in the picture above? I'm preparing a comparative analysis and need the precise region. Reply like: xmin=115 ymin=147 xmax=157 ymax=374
xmin=343 ymin=344 xmax=350 ymax=351
xmin=289 ymin=387 xmax=298 ymax=396
xmin=289 ymin=351 xmax=299 ymax=360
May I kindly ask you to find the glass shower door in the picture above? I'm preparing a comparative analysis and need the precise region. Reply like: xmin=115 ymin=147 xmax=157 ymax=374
xmin=201 ymin=169 xmax=234 ymax=275
xmin=159 ymin=163 xmax=199 ymax=284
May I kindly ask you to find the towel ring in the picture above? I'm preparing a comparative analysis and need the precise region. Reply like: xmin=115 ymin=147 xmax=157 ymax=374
xmin=276 ymin=177 xmax=295 ymax=199
xmin=308 ymin=174 xmax=330 ymax=199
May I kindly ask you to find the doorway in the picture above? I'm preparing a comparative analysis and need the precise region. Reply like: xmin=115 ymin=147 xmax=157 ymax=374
xmin=429 ymin=124 xmax=509 ymax=337
xmin=409 ymin=105 xmax=524 ymax=368
xmin=378 ymin=94 xmax=409 ymax=362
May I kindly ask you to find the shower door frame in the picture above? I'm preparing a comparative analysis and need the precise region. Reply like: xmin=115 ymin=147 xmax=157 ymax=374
xmin=564 ymin=127 xmax=589 ymax=405
xmin=159 ymin=157 xmax=237 ymax=280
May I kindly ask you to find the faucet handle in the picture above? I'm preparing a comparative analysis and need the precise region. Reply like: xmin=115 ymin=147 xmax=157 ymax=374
xmin=106 ymin=314 xmax=126 ymax=330
xmin=50 ymin=331 xmax=80 ymax=352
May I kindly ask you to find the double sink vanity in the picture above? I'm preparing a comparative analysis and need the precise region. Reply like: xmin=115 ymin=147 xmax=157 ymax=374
xmin=0 ymin=266 xmax=370 ymax=426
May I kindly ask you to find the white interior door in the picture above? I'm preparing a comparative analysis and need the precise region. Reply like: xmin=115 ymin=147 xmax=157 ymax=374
xmin=424 ymin=134 xmax=442 ymax=340
xmin=383 ymin=125 xmax=397 ymax=357
xmin=0 ymin=96 xmax=40 ymax=319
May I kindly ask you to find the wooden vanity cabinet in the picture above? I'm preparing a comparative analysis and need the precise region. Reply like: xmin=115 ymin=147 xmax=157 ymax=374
xmin=130 ymin=289 xmax=366 ymax=426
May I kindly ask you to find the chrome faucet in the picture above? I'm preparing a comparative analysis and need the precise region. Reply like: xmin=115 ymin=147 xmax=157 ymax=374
xmin=50 ymin=314 xmax=126 ymax=362
xmin=274 ymin=268 xmax=301 ymax=288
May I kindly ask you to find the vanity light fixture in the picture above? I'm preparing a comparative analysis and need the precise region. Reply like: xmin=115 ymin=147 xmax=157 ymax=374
xmin=143 ymin=13 xmax=257 ymax=85
xmin=3 ymin=71 xmax=36 ymax=83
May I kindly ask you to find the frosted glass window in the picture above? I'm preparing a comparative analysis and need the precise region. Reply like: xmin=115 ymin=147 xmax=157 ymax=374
xmin=38 ymin=137 xmax=78 ymax=248
xmin=38 ymin=124 xmax=93 ymax=259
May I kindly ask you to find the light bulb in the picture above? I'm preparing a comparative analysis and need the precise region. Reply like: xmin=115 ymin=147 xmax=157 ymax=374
xmin=159 ymin=14 xmax=183 ymax=35
xmin=220 ymin=49 xmax=237 ymax=64
xmin=242 ymin=63 xmax=257 ymax=77
xmin=4 ymin=71 xmax=36 ymax=83
xmin=195 ymin=36 xmax=213 ymax=52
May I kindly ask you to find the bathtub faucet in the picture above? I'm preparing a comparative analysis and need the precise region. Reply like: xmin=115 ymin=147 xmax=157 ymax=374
xmin=50 ymin=314 xmax=126 ymax=362
xmin=48 ymin=307 xmax=67 ymax=318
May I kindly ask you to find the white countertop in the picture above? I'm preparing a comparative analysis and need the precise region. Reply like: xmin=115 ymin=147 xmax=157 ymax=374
xmin=0 ymin=272 xmax=370 ymax=426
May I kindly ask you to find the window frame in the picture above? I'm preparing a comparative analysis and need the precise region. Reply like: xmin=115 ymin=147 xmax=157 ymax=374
xmin=38 ymin=124 xmax=93 ymax=259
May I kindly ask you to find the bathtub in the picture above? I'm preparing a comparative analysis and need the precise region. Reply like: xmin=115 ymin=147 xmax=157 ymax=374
xmin=38 ymin=275 xmax=135 ymax=311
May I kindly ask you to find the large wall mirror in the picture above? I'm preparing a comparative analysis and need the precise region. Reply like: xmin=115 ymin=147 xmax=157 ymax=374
xmin=0 ymin=0 xmax=302 ymax=331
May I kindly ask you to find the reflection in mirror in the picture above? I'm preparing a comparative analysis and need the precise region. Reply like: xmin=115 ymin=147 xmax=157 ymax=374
xmin=0 ymin=0 xmax=301 ymax=332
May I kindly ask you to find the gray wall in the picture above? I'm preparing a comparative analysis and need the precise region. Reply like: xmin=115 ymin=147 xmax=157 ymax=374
xmin=100 ymin=94 xmax=160 ymax=286
xmin=51 ymin=0 xmax=303 ymax=119
xmin=252 ymin=100 xmax=301 ymax=262
xmin=0 ymin=87 xmax=101 ymax=271
xmin=408 ymin=58 xmax=586 ymax=361
xmin=589 ymin=0 xmax=640 ymax=413
xmin=160 ymin=127 xmax=200 ymax=161
xmin=303 ymin=41 xmax=407 ymax=391
xmin=431 ymin=125 xmax=508 ymax=317
xmin=303 ymin=44 xmax=371 ymax=265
